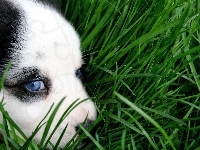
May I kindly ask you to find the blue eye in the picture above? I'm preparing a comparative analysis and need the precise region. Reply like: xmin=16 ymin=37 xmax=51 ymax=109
xmin=76 ymin=69 xmax=82 ymax=79
xmin=25 ymin=81 xmax=45 ymax=92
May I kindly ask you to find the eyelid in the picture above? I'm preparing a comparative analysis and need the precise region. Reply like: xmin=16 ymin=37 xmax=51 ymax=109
xmin=22 ymin=78 xmax=44 ymax=84
xmin=4 ymin=67 xmax=49 ymax=87
xmin=23 ymin=78 xmax=49 ymax=86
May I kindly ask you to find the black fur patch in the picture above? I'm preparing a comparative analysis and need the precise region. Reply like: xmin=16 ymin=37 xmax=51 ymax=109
xmin=36 ymin=0 xmax=59 ymax=11
xmin=0 ymin=0 xmax=23 ymax=76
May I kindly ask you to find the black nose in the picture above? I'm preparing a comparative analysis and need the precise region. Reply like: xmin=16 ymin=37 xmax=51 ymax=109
xmin=75 ymin=119 xmax=94 ymax=131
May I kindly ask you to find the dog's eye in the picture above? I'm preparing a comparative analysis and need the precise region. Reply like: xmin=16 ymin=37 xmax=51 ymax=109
xmin=76 ymin=69 xmax=82 ymax=79
xmin=25 ymin=80 xmax=45 ymax=92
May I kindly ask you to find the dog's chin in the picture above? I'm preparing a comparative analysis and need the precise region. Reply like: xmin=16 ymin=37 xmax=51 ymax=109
xmin=77 ymin=142 xmax=87 ymax=150
xmin=76 ymin=128 xmax=96 ymax=149
xmin=77 ymin=137 xmax=92 ymax=150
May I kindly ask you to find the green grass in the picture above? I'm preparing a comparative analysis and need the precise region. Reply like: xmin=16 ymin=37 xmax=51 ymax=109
xmin=1 ymin=0 xmax=200 ymax=149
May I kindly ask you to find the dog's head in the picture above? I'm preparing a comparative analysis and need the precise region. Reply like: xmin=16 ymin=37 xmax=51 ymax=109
xmin=0 ymin=0 xmax=96 ymax=148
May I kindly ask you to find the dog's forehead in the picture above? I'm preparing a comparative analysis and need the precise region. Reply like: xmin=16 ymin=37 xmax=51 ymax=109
xmin=10 ymin=0 xmax=82 ymax=73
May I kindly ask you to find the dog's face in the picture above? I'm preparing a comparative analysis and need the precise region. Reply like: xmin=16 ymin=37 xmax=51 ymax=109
xmin=0 ymin=0 xmax=96 ymax=148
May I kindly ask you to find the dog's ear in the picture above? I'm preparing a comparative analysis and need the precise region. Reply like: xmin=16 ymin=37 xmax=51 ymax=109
xmin=0 ymin=1 xmax=20 ymax=59
xmin=0 ymin=1 xmax=12 ymax=39
xmin=0 ymin=0 xmax=21 ymax=76
xmin=0 ymin=1 xmax=11 ymax=57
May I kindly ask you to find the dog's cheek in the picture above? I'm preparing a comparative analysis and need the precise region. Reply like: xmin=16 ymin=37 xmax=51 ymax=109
xmin=0 ymin=93 xmax=47 ymax=130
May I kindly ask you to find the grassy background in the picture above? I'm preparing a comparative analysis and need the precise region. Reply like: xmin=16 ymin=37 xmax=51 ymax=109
xmin=58 ymin=0 xmax=200 ymax=149
xmin=1 ymin=0 xmax=200 ymax=149
xmin=59 ymin=0 xmax=200 ymax=150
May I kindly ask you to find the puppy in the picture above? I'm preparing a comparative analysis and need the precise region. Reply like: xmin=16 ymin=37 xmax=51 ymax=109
xmin=0 ymin=0 xmax=96 ymax=148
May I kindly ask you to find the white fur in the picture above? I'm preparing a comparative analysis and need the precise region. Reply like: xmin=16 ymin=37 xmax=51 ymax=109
xmin=0 ymin=0 xmax=96 ymax=148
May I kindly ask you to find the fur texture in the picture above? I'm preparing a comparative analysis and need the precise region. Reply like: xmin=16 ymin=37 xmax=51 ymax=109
xmin=0 ymin=0 xmax=96 ymax=148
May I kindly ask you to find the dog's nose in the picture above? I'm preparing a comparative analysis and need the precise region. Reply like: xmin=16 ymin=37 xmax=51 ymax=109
xmin=75 ymin=119 xmax=94 ymax=131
